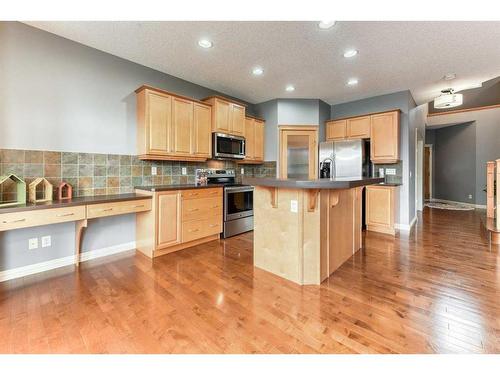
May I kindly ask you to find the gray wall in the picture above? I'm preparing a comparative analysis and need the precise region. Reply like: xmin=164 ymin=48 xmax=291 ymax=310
xmin=0 ymin=21 xmax=255 ymax=272
xmin=254 ymin=99 xmax=278 ymax=162
xmin=331 ymin=91 xmax=416 ymax=225
xmin=427 ymin=123 xmax=477 ymax=204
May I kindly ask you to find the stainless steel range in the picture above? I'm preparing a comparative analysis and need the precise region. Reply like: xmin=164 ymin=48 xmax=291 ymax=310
xmin=196 ymin=168 xmax=254 ymax=238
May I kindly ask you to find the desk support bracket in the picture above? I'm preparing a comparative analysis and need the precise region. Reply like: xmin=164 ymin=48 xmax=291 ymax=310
xmin=75 ymin=219 xmax=88 ymax=266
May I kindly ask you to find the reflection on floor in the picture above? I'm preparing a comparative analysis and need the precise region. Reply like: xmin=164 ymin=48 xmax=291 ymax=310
xmin=0 ymin=208 xmax=498 ymax=353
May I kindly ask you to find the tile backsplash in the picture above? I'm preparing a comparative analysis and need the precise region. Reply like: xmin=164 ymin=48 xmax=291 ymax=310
xmin=374 ymin=161 xmax=403 ymax=184
xmin=0 ymin=149 xmax=276 ymax=201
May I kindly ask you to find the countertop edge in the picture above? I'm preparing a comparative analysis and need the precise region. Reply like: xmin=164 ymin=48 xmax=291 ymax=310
xmin=242 ymin=177 xmax=385 ymax=189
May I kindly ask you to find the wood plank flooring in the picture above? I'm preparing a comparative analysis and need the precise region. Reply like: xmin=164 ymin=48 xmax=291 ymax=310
xmin=0 ymin=207 xmax=499 ymax=353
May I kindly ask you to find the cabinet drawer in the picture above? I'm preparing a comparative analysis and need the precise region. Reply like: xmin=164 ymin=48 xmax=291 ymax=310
xmin=181 ymin=188 xmax=222 ymax=200
xmin=87 ymin=199 xmax=151 ymax=219
xmin=182 ymin=215 xmax=222 ymax=243
xmin=182 ymin=196 xmax=222 ymax=222
xmin=0 ymin=206 xmax=86 ymax=231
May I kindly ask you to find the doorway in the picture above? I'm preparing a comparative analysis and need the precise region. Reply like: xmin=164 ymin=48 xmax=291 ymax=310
xmin=278 ymin=126 xmax=318 ymax=180
xmin=424 ymin=145 xmax=433 ymax=200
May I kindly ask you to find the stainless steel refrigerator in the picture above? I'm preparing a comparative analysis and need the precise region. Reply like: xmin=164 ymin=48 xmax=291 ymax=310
xmin=319 ymin=139 xmax=371 ymax=178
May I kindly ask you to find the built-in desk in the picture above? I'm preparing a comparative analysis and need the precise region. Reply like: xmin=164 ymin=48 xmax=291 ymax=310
xmin=0 ymin=194 xmax=152 ymax=264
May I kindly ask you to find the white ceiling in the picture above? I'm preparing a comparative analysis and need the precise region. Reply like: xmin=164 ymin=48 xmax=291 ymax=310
xmin=25 ymin=21 xmax=500 ymax=105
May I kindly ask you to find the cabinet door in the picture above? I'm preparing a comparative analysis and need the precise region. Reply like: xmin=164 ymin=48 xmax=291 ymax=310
xmin=193 ymin=103 xmax=211 ymax=157
xmin=214 ymin=99 xmax=231 ymax=133
xmin=244 ymin=117 xmax=255 ymax=160
xmin=230 ymin=103 xmax=245 ymax=136
xmin=157 ymin=192 xmax=181 ymax=248
xmin=147 ymin=91 xmax=171 ymax=154
xmin=326 ymin=120 xmax=346 ymax=140
xmin=254 ymin=119 xmax=265 ymax=161
xmin=347 ymin=116 xmax=370 ymax=139
xmin=172 ymin=97 xmax=193 ymax=155
xmin=366 ymin=186 xmax=395 ymax=235
xmin=370 ymin=111 xmax=399 ymax=163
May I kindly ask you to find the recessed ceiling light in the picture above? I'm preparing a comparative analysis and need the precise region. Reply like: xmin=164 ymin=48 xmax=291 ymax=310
xmin=318 ymin=21 xmax=336 ymax=30
xmin=347 ymin=78 xmax=358 ymax=86
xmin=198 ymin=39 xmax=213 ymax=49
xmin=285 ymin=85 xmax=295 ymax=92
xmin=443 ymin=73 xmax=456 ymax=81
xmin=343 ymin=49 xmax=358 ymax=58
xmin=252 ymin=67 xmax=264 ymax=76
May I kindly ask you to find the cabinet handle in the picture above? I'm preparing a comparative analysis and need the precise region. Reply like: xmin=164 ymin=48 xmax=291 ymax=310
xmin=209 ymin=224 xmax=218 ymax=228
xmin=212 ymin=205 xmax=219 ymax=209
xmin=189 ymin=228 xmax=199 ymax=232
xmin=134 ymin=204 xmax=145 ymax=208
xmin=101 ymin=208 xmax=113 ymax=212
xmin=57 ymin=213 xmax=75 ymax=217
xmin=190 ymin=192 xmax=199 ymax=196
xmin=2 ymin=218 xmax=26 ymax=224
xmin=188 ymin=208 xmax=199 ymax=212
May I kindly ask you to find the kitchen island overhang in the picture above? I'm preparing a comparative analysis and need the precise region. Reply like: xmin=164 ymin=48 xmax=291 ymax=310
xmin=242 ymin=177 xmax=384 ymax=286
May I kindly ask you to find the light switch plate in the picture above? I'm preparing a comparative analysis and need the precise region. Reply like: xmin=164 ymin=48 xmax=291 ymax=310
xmin=41 ymin=235 xmax=51 ymax=248
xmin=181 ymin=167 xmax=187 ymax=175
xmin=386 ymin=168 xmax=396 ymax=175
xmin=151 ymin=166 xmax=157 ymax=175
xmin=240 ymin=168 xmax=244 ymax=175
xmin=290 ymin=200 xmax=298 ymax=213
xmin=29 ymin=238 xmax=38 ymax=250
xmin=468 ymin=194 xmax=472 ymax=199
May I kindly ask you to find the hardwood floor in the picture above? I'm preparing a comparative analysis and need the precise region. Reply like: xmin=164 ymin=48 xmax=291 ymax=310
xmin=0 ymin=208 xmax=498 ymax=354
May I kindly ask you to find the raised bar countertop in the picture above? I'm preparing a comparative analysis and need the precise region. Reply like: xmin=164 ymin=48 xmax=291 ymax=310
xmin=242 ymin=176 xmax=384 ymax=189
xmin=135 ymin=184 xmax=225 ymax=192
xmin=0 ymin=193 xmax=151 ymax=214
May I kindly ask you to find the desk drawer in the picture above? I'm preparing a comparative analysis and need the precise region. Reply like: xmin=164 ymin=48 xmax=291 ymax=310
xmin=0 ymin=206 xmax=86 ymax=231
xmin=181 ymin=196 xmax=222 ymax=222
xmin=181 ymin=188 xmax=222 ymax=200
xmin=182 ymin=215 xmax=222 ymax=243
xmin=87 ymin=199 xmax=151 ymax=219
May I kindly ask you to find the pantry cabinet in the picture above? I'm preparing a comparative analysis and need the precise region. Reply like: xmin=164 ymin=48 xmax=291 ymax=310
xmin=136 ymin=85 xmax=212 ymax=161
xmin=203 ymin=96 xmax=246 ymax=136
xmin=240 ymin=116 xmax=265 ymax=164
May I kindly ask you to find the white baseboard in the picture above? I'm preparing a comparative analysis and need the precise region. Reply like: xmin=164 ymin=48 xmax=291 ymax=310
xmin=395 ymin=216 xmax=417 ymax=232
xmin=0 ymin=241 xmax=136 ymax=283
xmin=428 ymin=198 xmax=486 ymax=209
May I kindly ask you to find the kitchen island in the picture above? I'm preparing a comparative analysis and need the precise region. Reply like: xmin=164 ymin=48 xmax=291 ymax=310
xmin=242 ymin=176 xmax=383 ymax=285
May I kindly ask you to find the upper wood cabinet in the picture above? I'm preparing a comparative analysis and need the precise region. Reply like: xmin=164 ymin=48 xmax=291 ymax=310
xmin=203 ymin=96 xmax=246 ymax=136
xmin=326 ymin=120 xmax=346 ymax=140
xmin=325 ymin=110 xmax=400 ymax=164
xmin=240 ymin=116 xmax=265 ymax=164
xmin=347 ymin=116 xmax=370 ymax=139
xmin=370 ymin=111 xmax=400 ymax=164
xmin=136 ymin=85 xmax=212 ymax=161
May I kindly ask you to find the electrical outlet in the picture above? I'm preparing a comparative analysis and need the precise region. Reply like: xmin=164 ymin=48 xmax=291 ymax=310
xmin=386 ymin=168 xmax=396 ymax=175
xmin=28 ymin=238 xmax=38 ymax=250
xmin=290 ymin=200 xmax=298 ymax=213
xmin=468 ymin=194 xmax=472 ymax=199
xmin=41 ymin=235 xmax=51 ymax=248
xmin=151 ymin=166 xmax=157 ymax=175
xmin=181 ymin=167 xmax=187 ymax=175
xmin=240 ymin=168 xmax=245 ymax=175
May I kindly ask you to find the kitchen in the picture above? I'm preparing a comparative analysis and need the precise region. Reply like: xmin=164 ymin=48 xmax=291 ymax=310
xmin=1 ymin=18 xmax=499 ymax=361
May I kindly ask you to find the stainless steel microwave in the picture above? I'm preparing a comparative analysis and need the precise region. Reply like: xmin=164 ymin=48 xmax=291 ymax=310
xmin=212 ymin=133 xmax=245 ymax=160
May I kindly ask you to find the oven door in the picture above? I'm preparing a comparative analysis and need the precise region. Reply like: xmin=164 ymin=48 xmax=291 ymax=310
xmin=224 ymin=186 xmax=254 ymax=221
xmin=213 ymin=133 xmax=245 ymax=159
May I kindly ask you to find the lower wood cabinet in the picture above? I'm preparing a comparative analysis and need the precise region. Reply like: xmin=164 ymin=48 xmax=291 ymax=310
xmin=135 ymin=187 xmax=223 ymax=258
xmin=365 ymin=185 xmax=399 ymax=236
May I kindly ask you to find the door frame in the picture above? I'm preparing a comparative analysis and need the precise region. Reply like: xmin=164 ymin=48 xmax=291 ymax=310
xmin=415 ymin=129 xmax=424 ymax=212
xmin=424 ymin=144 xmax=433 ymax=200
xmin=278 ymin=125 xmax=319 ymax=179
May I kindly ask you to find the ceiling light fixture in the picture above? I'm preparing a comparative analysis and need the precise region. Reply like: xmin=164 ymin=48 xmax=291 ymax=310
xmin=252 ymin=67 xmax=264 ymax=76
xmin=343 ymin=49 xmax=358 ymax=58
xmin=285 ymin=85 xmax=295 ymax=92
xmin=443 ymin=73 xmax=456 ymax=81
xmin=318 ymin=21 xmax=336 ymax=30
xmin=198 ymin=39 xmax=213 ymax=49
xmin=347 ymin=78 xmax=358 ymax=86
xmin=434 ymin=88 xmax=463 ymax=109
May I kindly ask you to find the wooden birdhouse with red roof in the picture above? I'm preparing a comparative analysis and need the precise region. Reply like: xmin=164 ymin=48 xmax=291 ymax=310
xmin=0 ymin=174 xmax=26 ymax=207
xmin=57 ymin=182 xmax=73 ymax=200
xmin=28 ymin=178 xmax=53 ymax=203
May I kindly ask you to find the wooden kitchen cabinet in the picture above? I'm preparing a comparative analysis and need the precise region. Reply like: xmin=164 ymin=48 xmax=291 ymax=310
xmin=240 ymin=116 xmax=265 ymax=164
xmin=244 ymin=117 xmax=255 ymax=159
xmin=326 ymin=120 xmax=347 ymax=140
xmin=370 ymin=110 xmax=400 ymax=163
xmin=347 ymin=116 xmax=370 ymax=139
xmin=366 ymin=184 xmax=399 ymax=236
xmin=157 ymin=191 xmax=181 ymax=248
xmin=136 ymin=85 xmax=212 ymax=161
xmin=254 ymin=119 xmax=265 ymax=161
xmin=203 ymin=96 xmax=246 ymax=136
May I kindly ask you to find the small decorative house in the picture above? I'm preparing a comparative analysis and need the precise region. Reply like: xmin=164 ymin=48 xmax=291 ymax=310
xmin=28 ymin=178 xmax=54 ymax=203
xmin=0 ymin=174 xmax=26 ymax=207
xmin=57 ymin=181 xmax=73 ymax=200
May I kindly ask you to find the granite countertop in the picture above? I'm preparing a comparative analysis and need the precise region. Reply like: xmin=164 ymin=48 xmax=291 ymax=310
xmin=242 ymin=177 xmax=384 ymax=189
xmin=0 ymin=193 xmax=151 ymax=214
xmin=135 ymin=184 xmax=225 ymax=192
